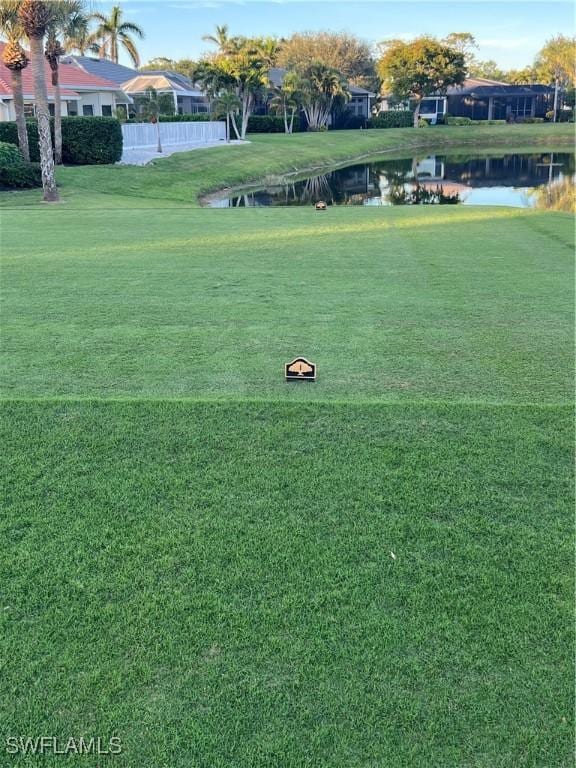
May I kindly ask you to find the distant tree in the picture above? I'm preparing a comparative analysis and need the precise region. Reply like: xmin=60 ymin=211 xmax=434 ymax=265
xmin=468 ymin=58 xmax=507 ymax=82
xmin=377 ymin=37 xmax=466 ymax=127
xmin=269 ymin=70 xmax=301 ymax=133
xmin=91 ymin=4 xmax=144 ymax=66
xmin=506 ymin=66 xmax=537 ymax=85
xmin=442 ymin=32 xmax=478 ymax=72
xmin=138 ymin=87 xmax=163 ymax=152
xmin=140 ymin=56 xmax=176 ymax=71
xmin=212 ymin=89 xmax=241 ymax=141
xmin=296 ymin=61 xmax=350 ymax=131
xmin=18 ymin=0 xmax=58 ymax=201
xmin=64 ymin=25 xmax=99 ymax=55
xmin=201 ymin=24 xmax=230 ymax=53
xmin=196 ymin=33 xmax=274 ymax=138
xmin=277 ymin=31 xmax=378 ymax=91
xmin=0 ymin=0 xmax=30 ymax=161
xmin=534 ymin=35 xmax=576 ymax=121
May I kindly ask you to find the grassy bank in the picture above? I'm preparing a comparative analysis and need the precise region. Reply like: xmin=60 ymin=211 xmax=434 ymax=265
xmin=1 ymin=123 xmax=573 ymax=208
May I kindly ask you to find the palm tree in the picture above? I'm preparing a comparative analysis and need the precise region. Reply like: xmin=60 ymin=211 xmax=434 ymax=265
xmin=0 ymin=0 xmax=30 ymax=161
xmin=269 ymin=71 xmax=301 ymax=134
xmin=202 ymin=24 xmax=230 ymax=53
xmin=91 ymin=4 xmax=143 ymax=66
xmin=45 ymin=0 xmax=89 ymax=164
xmin=18 ymin=0 xmax=58 ymax=201
xmin=64 ymin=28 xmax=98 ymax=55
xmin=298 ymin=62 xmax=350 ymax=131
xmin=212 ymin=89 xmax=241 ymax=141
xmin=139 ymin=88 xmax=162 ymax=153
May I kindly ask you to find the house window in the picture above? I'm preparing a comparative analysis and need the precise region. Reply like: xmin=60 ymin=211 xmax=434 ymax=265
xmin=82 ymin=104 xmax=94 ymax=116
xmin=48 ymin=103 xmax=55 ymax=116
xmin=420 ymin=98 xmax=439 ymax=114
xmin=67 ymin=102 xmax=78 ymax=116
xmin=101 ymin=105 xmax=112 ymax=116
xmin=23 ymin=102 xmax=35 ymax=117
xmin=510 ymin=96 xmax=532 ymax=118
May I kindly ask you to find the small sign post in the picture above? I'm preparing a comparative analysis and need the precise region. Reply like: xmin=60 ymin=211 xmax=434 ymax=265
xmin=285 ymin=357 xmax=316 ymax=382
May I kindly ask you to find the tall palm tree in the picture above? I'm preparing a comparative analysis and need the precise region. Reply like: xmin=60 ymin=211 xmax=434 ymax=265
xmin=212 ymin=89 xmax=241 ymax=141
xmin=45 ymin=0 xmax=89 ymax=164
xmin=0 ymin=0 xmax=30 ymax=161
xmin=202 ymin=24 xmax=230 ymax=53
xmin=18 ymin=0 xmax=58 ymax=201
xmin=91 ymin=4 xmax=144 ymax=66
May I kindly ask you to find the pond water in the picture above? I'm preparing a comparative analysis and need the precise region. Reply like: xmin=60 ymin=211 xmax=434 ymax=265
xmin=209 ymin=151 xmax=575 ymax=210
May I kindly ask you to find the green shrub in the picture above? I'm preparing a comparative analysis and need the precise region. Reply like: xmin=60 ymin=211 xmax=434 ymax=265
xmin=515 ymin=116 xmax=544 ymax=124
xmin=61 ymin=117 xmax=122 ymax=164
xmin=0 ymin=142 xmax=42 ymax=189
xmin=127 ymin=113 xmax=213 ymax=123
xmin=418 ymin=118 xmax=431 ymax=127
xmin=0 ymin=116 xmax=122 ymax=165
xmin=444 ymin=114 xmax=474 ymax=126
xmin=0 ymin=140 xmax=23 ymax=166
xmin=367 ymin=111 xmax=413 ymax=129
xmin=0 ymin=161 xmax=41 ymax=188
xmin=247 ymin=115 xmax=300 ymax=133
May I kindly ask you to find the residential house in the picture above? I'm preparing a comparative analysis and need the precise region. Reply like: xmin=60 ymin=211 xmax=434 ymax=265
xmin=121 ymin=71 xmax=210 ymax=115
xmin=419 ymin=78 xmax=555 ymax=123
xmin=66 ymin=57 xmax=210 ymax=116
xmin=0 ymin=43 xmax=131 ymax=120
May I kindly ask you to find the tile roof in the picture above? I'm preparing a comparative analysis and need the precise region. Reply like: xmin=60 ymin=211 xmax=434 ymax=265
xmin=0 ymin=42 xmax=120 ymax=99
xmin=65 ymin=55 xmax=139 ymax=85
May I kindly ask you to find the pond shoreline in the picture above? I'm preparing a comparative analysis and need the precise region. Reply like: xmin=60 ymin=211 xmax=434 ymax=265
xmin=199 ymin=133 xmax=575 ymax=207
xmin=205 ymin=148 xmax=575 ymax=209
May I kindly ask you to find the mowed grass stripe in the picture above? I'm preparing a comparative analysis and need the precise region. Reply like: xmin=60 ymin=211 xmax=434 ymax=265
xmin=2 ymin=206 xmax=573 ymax=403
xmin=1 ymin=400 xmax=573 ymax=768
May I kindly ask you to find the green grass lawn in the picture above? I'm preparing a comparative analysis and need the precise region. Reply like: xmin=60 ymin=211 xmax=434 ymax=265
xmin=1 ymin=128 xmax=574 ymax=766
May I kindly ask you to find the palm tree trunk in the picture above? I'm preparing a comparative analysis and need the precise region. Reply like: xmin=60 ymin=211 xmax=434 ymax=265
xmin=230 ymin=112 xmax=240 ymax=140
xmin=11 ymin=69 xmax=30 ymax=162
xmin=29 ymin=35 xmax=58 ymax=202
xmin=553 ymin=77 xmax=559 ymax=123
xmin=51 ymin=66 xmax=62 ymax=165
xmin=413 ymin=98 xmax=421 ymax=128
xmin=156 ymin=120 xmax=162 ymax=153
xmin=226 ymin=113 xmax=230 ymax=142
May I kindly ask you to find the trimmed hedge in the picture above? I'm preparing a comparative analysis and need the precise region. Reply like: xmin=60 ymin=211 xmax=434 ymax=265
xmin=444 ymin=114 xmax=506 ymax=126
xmin=0 ymin=116 xmax=122 ymax=165
xmin=367 ymin=111 xmax=413 ymax=129
xmin=247 ymin=115 xmax=301 ymax=133
xmin=0 ymin=140 xmax=41 ymax=188
xmin=515 ymin=116 xmax=544 ymax=124
xmin=126 ymin=113 xmax=213 ymax=123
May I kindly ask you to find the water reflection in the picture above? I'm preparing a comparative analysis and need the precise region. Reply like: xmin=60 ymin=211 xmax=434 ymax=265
xmin=210 ymin=152 xmax=575 ymax=209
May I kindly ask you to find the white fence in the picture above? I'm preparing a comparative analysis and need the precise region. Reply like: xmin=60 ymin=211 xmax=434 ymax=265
xmin=121 ymin=121 xmax=226 ymax=149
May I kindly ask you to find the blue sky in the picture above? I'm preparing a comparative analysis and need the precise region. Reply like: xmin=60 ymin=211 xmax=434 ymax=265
xmin=94 ymin=0 xmax=575 ymax=70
